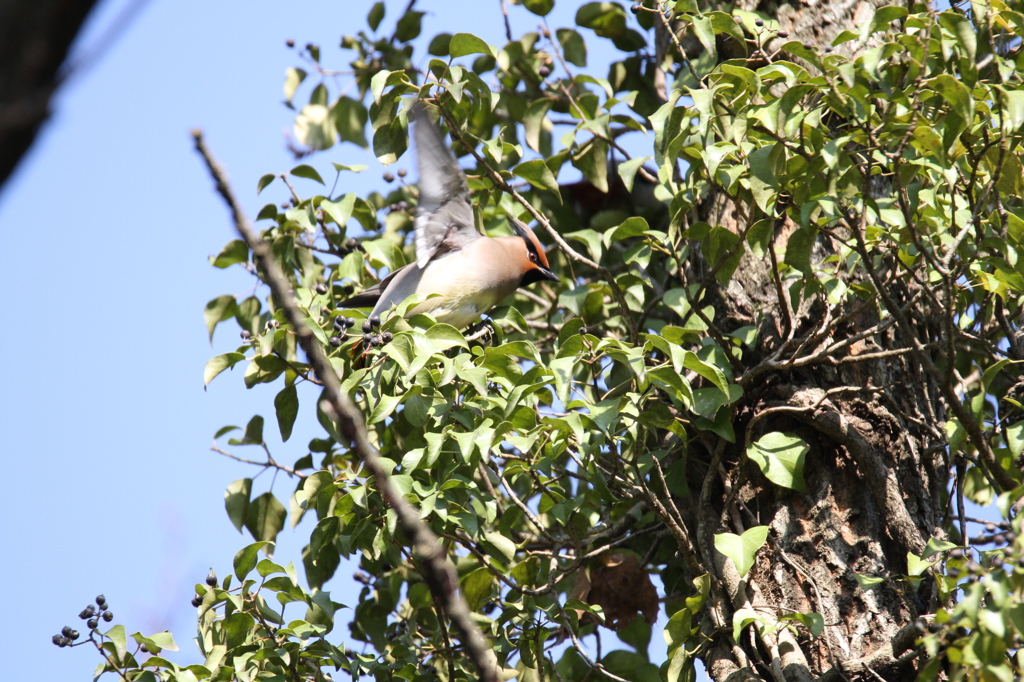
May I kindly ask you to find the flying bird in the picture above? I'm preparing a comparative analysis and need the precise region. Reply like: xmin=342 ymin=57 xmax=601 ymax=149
xmin=337 ymin=103 xmax=558 ymax=329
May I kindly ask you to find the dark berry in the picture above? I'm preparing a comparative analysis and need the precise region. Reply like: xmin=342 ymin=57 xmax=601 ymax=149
xmin=362 ymin=320 xmax=373 ymax=333
xmin=947 ymin=566 xmax=960 ymax=577
xmin=397 ymin=168 xmax=407 ymax=178
xmin=52 ymin=634 xmax=63 ymax=646
xmin=824 ymin=46 xmax=833 ymax=53
xmin=369 ymin=315 xmax=381 ymax=328
xmin=62 ymin=626 xmax=73 ymax=637
xmin=240 ymin=330 xmax=251 ymax=340
xmin=140 ymin=644 xmax=149 ymax=653
xmin=928 ymin=621 xmax=942 ymax=633
xmin=381 ymin=331 xmax=393 ymax=343
xmin=57 ymin=637 xmax=69 ymax=647
xmin=967 ymin=561 xmax=981 ymax=574
xmin=538 ymin=65 xmax=551 ymax=78
xmin=363 ymin=333 xmax=374 ymax=346
xmin=579 ymin=326 xmax=588 ymax=335
xmin=334 ymin=317 xmax=345 ymax=331
xmin=986 ymin=523 xmax=996 ymax=532
xmin=994 ymin=533 xmax=1006 ymax=545
xmin=95 ymin=595 xmax=106 ymax=607
xmin=346 ymin=238 xmax=360 ymax=250
xmin=315 ymin=283 xmax=329 ymax=295
xmin=353 ymin=570 xmax=371 ymax=584
xmin=88 ymin=617 xmax=99 ymax=629
xmin=371 ymin=335 xmax=382 ymax=347
xmin=286 ymin=39 xmax=295 ymax=48
xmin=754 ymin=18 xmax=764 ymax=27
xmin=383 ymin=172 xmax=395 ymax=183
xmin=949 ymin=548 xmax=964 ymax=559
xmin=102 ymin=611 xmax=113 ymax=622
xmin=345 ymin=317 xmax=355 ymax=328
xmin=191 ymin=595 xmax=203 ymax=608
xmin=329 ymin=336 xmax=342 ymax=347
xmin=1005 ymin=532 xmax=1016 ymax=543
xmin=776 ymin=30 xmax=789 ymax=38
xmin=79 ymin=605 xmax=96 ymax=619
xmin=630 ymin=3 xmax=641 ymax=13
xmin=1018 ymin=556 xmax=1024 ymax=567
xmin=991 ymin=554 xmax=1004 ymax=568
xmin=206 ymin=571 xmax=217 ymax=587
xmin=305 ymin=42 xmax=315 ymax=52
xmin=68 ymin=630 xmax=79 ymax=641
xmin=803 ymin=42 xmax=813 ymax=50
xmin=734 ymin=15 xmax=743 ymax=24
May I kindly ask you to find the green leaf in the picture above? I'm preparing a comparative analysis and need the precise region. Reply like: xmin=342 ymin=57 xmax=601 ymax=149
xmin=513 ymin=159 xmax=560 ymax=193
xmin=290 ymin=164 xmax=325 ymax=185
xmin=332 ymin=97 xmax=369 ymax=149
xmin=425 ymin=324 xmax=468 ymax=351
xmin=929 ymin=74 xmax=973 ymax=124
xmin=321 ymin=193 xmax=356 ymax=227
xmin=245 ymin=492 xmax=286 ymax=551
xmin=690 ymin=15 xmax=717 ymax=63
xmin=524 ymin=0 xmax=555 ymax=16
xmin=853 ymin=573 xmax=885 ymax=589
xmin=906 ymin=551 xmax=938 ymax=577
xmin=449 ymin=33 xmax=494 ymax=58
xmin=428 ymin=32 xmax=452 ymax=56
xmin=576 ymin=2 xmax=628 ymax=39
xmin=482 ymin=531 xmax=516 ymax=565
xmin=204 ymin=295 xmax=237 ymax=342
xmin=574 ymin=137 xmax=609 ymax=193
xmin=922 ymin=537 xmax=958 ymax=560
xmin=105 ymin=624 xmax=127 ymax=664
xmin=556 ymin=28 xmax=587 ymax=67
xmin=367 ymin=1 xmax=385 ymax=31
xmin=283 ymin=67 xmax=306 ymax=104
xmin=617 ymin=156 xmax=650 ymax=192
xmin=461 ymin=567 xmax=496 ymax=611
xmin=224 ymin=478 xmax=252 ymax=533
xmin=393 ymin=10 xmax=424 ymax=41
xmin=204 ymin=352 xmax=245 ymax=387
xmin=234 ymin=541 xmax=272 ymax=581
xmin=714 ymin=526 xmax=769 ymax=577
xmin=1007 ymin=420 xmax=1024 ymax=459
xmin=746 ymin=431 xmax=808 ymax=492
xmin=274 ymin=384 xmax=299 ymax=442
xmin=605 ymin=216 xmax=648 ymax=245
xmin=864 ymin=5 xmax=907 ymax=37
xmin=780 ymin=612 xmax=824 ymax=637
xmin=256 ymin=174 xmax=276 ymax=194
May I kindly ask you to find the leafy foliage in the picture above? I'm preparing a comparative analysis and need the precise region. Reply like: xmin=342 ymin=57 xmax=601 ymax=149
xmin=77 ymin=1 xmax=1024 ymax=681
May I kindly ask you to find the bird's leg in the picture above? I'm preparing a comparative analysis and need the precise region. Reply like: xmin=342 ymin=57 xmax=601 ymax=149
xmin=465 ymin=316 xmax=496 ymax=346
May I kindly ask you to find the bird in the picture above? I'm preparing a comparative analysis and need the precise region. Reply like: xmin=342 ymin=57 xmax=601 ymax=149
xmin=337 ymin=102 xmax=558 ymax=329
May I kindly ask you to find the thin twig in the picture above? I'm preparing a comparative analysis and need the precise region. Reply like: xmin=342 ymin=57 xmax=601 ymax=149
xmin=192 ymin=130 xmax=501 ymax=682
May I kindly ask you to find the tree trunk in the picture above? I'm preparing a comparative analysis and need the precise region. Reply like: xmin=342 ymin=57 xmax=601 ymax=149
xmin=673 ymin=2 xmax=950 ymax=680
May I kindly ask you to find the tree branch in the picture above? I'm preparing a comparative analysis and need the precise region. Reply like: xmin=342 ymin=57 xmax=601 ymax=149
xmin=191 ymin=130 xmax=501 ymax=682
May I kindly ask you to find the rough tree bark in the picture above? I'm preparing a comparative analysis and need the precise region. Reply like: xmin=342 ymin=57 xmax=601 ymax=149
xmin=671 ymin=1 xmax=950 ymax=680
xmin=0 ymin=0 xmax=100 ymax=190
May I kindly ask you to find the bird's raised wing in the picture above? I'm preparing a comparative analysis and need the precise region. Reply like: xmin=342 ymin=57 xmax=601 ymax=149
xmin=412 ymin=103 xmax=479 ymax=268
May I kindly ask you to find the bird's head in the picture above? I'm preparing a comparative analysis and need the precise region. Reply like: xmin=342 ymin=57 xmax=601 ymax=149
xmin=509 ymin=217 xmax=559 ymax=286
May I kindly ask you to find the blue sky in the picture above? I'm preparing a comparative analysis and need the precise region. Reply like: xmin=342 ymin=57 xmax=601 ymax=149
xmin=0 ymin=0 xmax=663 ymax=677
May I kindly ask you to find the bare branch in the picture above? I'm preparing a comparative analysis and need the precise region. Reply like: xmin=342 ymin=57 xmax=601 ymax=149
xmin=192 ymin=130 xmax=502 ymax=682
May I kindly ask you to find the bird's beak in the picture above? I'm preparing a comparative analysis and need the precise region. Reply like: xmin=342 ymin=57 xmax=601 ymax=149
xmin=538 ymin=266 xmax=559 ymax=282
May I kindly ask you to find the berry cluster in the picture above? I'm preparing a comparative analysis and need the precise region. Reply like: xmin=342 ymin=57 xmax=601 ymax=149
xmin=191 ymin=571 xmax=219 ymax=607
xmin=360 ymin=316 xmax=392 ymax=348
xmin=329 ymin=315 xmax=357 ymax=347
xmin=52 ymin=595 xmax=112 ymax=647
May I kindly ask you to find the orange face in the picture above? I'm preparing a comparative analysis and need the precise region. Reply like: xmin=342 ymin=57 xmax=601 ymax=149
xmin=510 ymin=218 xmax=558 ymax=286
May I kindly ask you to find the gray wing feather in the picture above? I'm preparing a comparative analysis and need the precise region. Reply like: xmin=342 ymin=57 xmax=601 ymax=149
xmin=412 ymin=103 xmax=478 ymax=268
